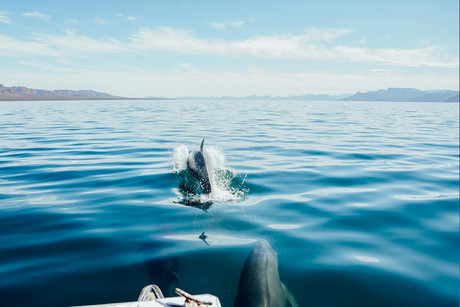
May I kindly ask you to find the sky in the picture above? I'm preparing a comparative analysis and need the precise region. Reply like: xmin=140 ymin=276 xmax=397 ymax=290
xmin=0 ymin=0 xmax=458 ymax=98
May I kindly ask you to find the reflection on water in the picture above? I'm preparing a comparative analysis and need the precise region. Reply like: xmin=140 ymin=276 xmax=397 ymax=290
xmin=164 ymin=234 xmax=257 ymax=246
xmin=267 ymin=224 xmax=301 ymax=230
xmin=350 ymin=255 xmax=381 ymax=263
xmin=0 ymin=99 xmax=458 ymax=307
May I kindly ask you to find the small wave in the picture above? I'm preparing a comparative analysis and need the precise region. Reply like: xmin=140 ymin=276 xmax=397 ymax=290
xmin=172 ymin=144 xmax=247 ymax=207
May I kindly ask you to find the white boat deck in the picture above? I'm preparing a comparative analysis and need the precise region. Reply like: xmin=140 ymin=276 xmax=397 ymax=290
xmin=75 ymin=293 xmax=221 ymax=307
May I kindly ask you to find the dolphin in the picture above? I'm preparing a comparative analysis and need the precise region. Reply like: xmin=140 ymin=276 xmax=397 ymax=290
xmin=234 ymin=240 xmax=298 ymax=307
xmin=186 ymin=139 xmax=212 ymax=194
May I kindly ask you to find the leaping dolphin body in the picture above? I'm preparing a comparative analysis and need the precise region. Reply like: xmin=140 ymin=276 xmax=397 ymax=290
xmin=186 ymin=139 xmax=212 ymax=194
xmin=234 ymin=240 xmax=298 ymax=307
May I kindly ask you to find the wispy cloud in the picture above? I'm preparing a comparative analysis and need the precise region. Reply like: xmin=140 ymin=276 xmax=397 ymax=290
xmin=0 ymin=34 xmax=60 ymax=56
xmin=353 ymin=37 xmax=366 ymax=45
xmin=208 ymin=20 xmax=247 ymax=30
xmin=32 ymin=31 xmax=127 ymax=54
xmin=128 ymin=27 xmax=352 ymax=59
xmin=176 ymin=63 xmax=193 ymax=70
xmin=22 ymin=11 xmax=51 ymax=21
xmin=104 ymin=61 xmax=142 ymax=72
xmin=333 ymin=45 xmax=459 ymax=68
xmin=0 ymin=11 xmax=12 ymax=24
xmin=129 ymin=27 xmax=458 ymax=67
xmin=0 ymin=32 xmax=126 ymax=57
xmin=0 ymin=26 xmax=457 ymax=68
xmin=19 ymin=60 xmax=69 ymax=71
xmin=367 ymin=68 xmax=395 ymax=72
xmin=301 ymin=27 xmax=352 ymax=42
xmin=116 ymin=14 xmax=139 ymax=22
xmin=66 ymin=18 xmax=79 ymax=25
xmin=92 ymin=17 xmax=109 ymax=25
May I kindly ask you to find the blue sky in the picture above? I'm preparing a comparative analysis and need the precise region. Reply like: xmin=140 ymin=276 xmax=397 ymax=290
xmin=0 ymin=0 xmax=458 ymax=97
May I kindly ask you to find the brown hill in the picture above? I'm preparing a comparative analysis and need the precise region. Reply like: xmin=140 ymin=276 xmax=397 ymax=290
xmin=0 ymin=84 xmax=125 ymax=101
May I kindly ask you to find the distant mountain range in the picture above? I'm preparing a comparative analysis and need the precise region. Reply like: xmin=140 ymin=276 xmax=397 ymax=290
xmin=1 ymin=84 xmax=458 ymax=102
xmin=182 ymin=88 xmax=458 ymax=102
xmin=0 ymin=84 xmax=136 ymax=101
xmin=341 ymin=88 xmax=459 ymax=102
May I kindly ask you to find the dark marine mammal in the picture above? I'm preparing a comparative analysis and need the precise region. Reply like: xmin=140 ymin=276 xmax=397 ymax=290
xmin=234 ymin=240 xmax=298 ymax=307
xmin=186 ymin=139 xmax=212 ymax=194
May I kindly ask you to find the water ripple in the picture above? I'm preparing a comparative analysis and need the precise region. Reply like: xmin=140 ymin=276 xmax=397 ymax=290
xmin=0 ymin=100 xmax=458 ymax=307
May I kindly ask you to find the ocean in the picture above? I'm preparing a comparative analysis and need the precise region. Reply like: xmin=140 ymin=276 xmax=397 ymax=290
xmin=0 ymin=99 xmax=458 ymax=306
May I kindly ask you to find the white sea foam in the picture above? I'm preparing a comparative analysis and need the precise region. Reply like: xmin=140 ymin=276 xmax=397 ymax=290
xmin=172 ymin=144 xmax=189 ymax=172
xmin=172 ymin=144 xmax=247 ymax=203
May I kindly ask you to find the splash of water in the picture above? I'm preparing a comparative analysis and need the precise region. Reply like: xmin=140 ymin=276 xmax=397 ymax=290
xmin=172 ymin=144 xmax=247 ymax=206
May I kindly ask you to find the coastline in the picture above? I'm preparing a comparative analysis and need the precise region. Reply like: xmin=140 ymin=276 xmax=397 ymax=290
xmin=0 ymin=97 xmax=172 ymax=101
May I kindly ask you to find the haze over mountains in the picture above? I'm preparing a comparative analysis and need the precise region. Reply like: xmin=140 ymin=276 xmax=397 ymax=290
xmin=184 ymin=89 xmax=458 ymax=102
xmin=341 ymin=88 xmax=459 ymax=102
xmin=0 ymin=84 xmax=458 ymax=102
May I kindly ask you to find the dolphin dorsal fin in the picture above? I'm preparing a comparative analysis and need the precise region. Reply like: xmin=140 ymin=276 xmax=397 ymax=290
xmin=200 ymin=139 xmax=205 ymax=153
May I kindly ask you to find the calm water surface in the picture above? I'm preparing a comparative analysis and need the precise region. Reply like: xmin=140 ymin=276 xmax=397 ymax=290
xmin=0 ymin=100 xmax=458 ymax=306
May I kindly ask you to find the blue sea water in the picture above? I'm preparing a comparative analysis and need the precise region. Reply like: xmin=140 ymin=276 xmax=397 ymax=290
xmin=0 ymin=99 xmax=458 ymax=307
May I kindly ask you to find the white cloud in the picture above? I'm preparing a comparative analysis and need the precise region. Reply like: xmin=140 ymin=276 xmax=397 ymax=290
xmin=92 ymin=17 xmax=109 ymax=25
xmin=128 ymin=27 xmax=351 ymax=59
xmin=116 ymin=14 xmax=139 ymax=22
xmin=129 ymin=27 xmax=458 ymax=67
xmin=66 ymin=18 xmax=79 ymax=25
xmin=301 ymin=27 xmax=352 ymax=42
xmin=367 ymin=69 xmax=395 ymax=72
xmin=333 ymin=45 xmax=459 ymax=68
xmin=0 ymin=32 xmax=126 ymax=57
xmin=32 ymin=31 xmax=127 ymax=54
xmin=0 ymin=11 xmax=12 ymax=24
xmin=177 ymin=63 xmax=193 ymax=70
xmin=0 ymin=27 xmax=457 ymax=69
xmin=0 ymin=34 xmax=60 ymax=56
xmin=19 ymin=60 xmax=69 ymax=71
xmin=208 ymin=20 xmax=246 ymax=30
xmin=353 ymin=37 xmax=366 ymax=45
xmin=56 ymin=58 xmax=70 ymax=65
xmin=22 ymin=11 xmax=51 ymax=21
